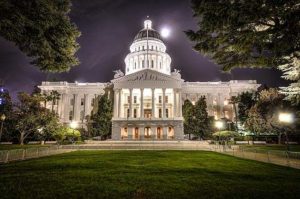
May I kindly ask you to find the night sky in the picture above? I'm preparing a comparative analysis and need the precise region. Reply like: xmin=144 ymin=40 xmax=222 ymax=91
xmin=0 ymin=0 xmax=288 ymax=99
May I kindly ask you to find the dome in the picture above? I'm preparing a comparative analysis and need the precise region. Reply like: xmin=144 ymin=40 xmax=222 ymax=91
xmin=134 ymin=29 xmax=163 ymax=41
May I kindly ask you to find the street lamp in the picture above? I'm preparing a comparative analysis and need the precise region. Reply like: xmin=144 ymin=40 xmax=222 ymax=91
xmin=215 ymin=120 xmax=224 ymax=144
xmin=0 ymin=114 xmax=6 ymax=142
xmin=69 ymin=121 xmax=78 ymax=144
xmin=279 ymin=112 xmax=294 ymax=151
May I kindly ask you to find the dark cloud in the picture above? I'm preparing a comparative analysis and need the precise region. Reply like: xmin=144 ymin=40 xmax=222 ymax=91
xmin=0 ymin=0 xmax=288 ymax=100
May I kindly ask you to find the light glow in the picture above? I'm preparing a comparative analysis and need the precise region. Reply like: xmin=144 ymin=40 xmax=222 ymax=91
xmin=161 ymin=27 xmax=171 ymax=38
xmin=279 ymin=113 xmax=294 ymax=124
xmin=70 ymin=121 xmax=78 ymax=129
xmin=215 ymin=121 xmax=224 ymax=129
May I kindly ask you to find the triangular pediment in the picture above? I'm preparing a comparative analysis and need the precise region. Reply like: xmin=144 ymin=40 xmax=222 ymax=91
xmin=111 ymin=69 xmax=181 ymax=83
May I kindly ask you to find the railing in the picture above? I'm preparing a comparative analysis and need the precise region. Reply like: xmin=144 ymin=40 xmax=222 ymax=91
xmin=0 ymin=145 xmax=75 ymax=164
xmin=211 ymin=144 xmax=300 ymax=169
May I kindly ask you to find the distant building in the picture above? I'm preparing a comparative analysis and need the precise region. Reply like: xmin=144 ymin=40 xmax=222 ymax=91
xmin=39 ymin=19 xmax=259 ymax=140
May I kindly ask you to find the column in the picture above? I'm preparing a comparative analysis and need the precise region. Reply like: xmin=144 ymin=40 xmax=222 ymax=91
xmin=118 ymin=89 xmax=122 ymax=118
xmin=151 ymin=88 xmax=155 ymax=118
xmin=140 ymin=127 xmax=144 ymax=140
xmin=129 ymin=89 xmax=133 ymax=118
xmin=84 ymin=94 xmax=90 ymax=120
xmin=178 ymin=90 xmax=182 ymax=117
xmin=163 ymin=126 xmax=168 ymax=140
xmin=128 ymin=127 xmax=132 ymax=140
xmin=73 ymin=94 xmax=79 ymax=121
xmin=162 ymin=88 xmax=166 ymax=118
xmin=151 ymin=126 xmax=156 ymax=140
xmin=173 ymin=89 xmax=177 ymax=117
xmin=140 ymin=88 xmax=144 ymax=118
xmin=113 ymin=89 xmax=118 ymax=117
xmin=63 ymin=94 xmax=69 ymax=122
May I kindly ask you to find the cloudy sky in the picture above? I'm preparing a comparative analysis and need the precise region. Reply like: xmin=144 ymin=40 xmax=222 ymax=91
xmin=0 ymin=0 xmax=288 ymax=99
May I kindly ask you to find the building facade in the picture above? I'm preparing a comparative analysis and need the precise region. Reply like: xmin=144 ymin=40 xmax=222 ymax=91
xmin=39 ymin=19 xmax=259 ymax=140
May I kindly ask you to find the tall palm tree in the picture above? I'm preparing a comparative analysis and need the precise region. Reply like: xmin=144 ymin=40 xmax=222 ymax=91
xmin=229 ymin=96 xmax=239 ymax=132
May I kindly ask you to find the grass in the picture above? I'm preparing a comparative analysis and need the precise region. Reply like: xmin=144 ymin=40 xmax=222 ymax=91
xmin=240 ymin=144 xmax=300 ymax=152
xmin=0 ymin=150 xmax=299 ymax=199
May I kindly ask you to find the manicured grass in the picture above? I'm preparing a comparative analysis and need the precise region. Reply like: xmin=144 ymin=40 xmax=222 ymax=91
xmin=0 ymin=144 xmax=50 ymax=151
xmin=240 ymin=144 xmax=300 ymax=152
xmin=0 ymin=151 xmax=299 ymax=199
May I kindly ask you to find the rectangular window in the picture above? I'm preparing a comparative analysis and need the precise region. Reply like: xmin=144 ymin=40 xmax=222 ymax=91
xmin=127 ymin=96 xmax=130 ymax=103
xmin=165 ymin=96 xmax=168 ymax=103
xmin=134 ymin=96 xmax=137 ymax=104
xmin=127 ymin=109 xmax=130 ymax=118
xmin=69 ymin=111 xmax=73 ymax=121
xmin=80 ymin=110 xmax=84 ymax=120
xmin=151 ymin=60 xmax=154 ymax=68
xmin=133 ymin=109 xmax=137 ymax=118
xmin=159 ymin=108 xmax=162 ymax=118
xmin=159 ymin=96 xmax=162 ymax=103
xmin=81 ymin=98 xmax=84 ymax=106
xmin=166 ymin=109 xmax=169 ymax=118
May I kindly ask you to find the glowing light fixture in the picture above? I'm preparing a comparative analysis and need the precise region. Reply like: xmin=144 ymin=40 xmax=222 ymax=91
xmin=161 ymin=27 xmax=171 ymax=38
xmin=70 ymin=121 xmax=78 ymax=129
xmin=279 ymin=112 xmax=294 ymax=124
xmin=215 ymin=121 xmax=224 ymax=130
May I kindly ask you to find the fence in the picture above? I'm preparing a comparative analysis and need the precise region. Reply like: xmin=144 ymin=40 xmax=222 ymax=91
xmin=211 ymin=144 xmax=300 ymax=169
xmin=0 ymin=145 xmax=74 ymax=164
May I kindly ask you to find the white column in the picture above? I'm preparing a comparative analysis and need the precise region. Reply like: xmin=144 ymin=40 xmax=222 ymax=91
xmin=163 ymin=126 xmax=168 ymax=140
xmin=63 ymin=94 xmax=69 ymax=122
xmin=178 ymin=90 xmax=182 ymax=117
xmin=84 ymin=94 xmax=90 ymax=120
xmin=162 ymin=88 xmax=166 ymax=118
xmin=113 ymin=90 xmax=118 ymax=117
xmin=140 ymin=88 xmax=144 ymax=118
xmin=129 ymin=89 xmax=133 ymax=118
xmin=151 ymin=88 xmax=155 ymax=118
xmin=73 ymin=94 xmax=79 ymax=121
xmin=140 ymin=127 xmax=144 ymax=140
xmin=118 ymin=89 xmax=122 ymax=118
xmin=173 ymin=89 xmax=177 ymax=117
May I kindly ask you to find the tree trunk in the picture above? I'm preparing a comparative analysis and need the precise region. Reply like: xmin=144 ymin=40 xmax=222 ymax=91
xmin=20 ymin=132 xmax=25 ymax=145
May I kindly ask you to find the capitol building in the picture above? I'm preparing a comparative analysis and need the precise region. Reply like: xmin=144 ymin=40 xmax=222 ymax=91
xmin=39 ymin=19 xmax=259 ymax=140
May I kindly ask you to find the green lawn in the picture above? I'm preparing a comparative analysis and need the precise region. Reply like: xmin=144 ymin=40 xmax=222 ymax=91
xmin=0 ymin=151 xmax=299 ymax=199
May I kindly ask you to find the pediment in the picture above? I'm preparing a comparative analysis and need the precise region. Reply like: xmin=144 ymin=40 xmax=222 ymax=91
xmin=111 ymin=69 xmax=181 ymax=83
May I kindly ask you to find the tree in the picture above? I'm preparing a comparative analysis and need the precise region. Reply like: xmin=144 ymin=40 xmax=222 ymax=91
xmin=182 ymin=99 xmax=197 ymax=139
xmin=90 ymin=94 xmax=113 ymax=139
xmin=48 ymin=90 xmax=61 ymax=112
xmin=229 ymin=96 xmax=239 ymax=131
xmin=237 ymin=92 xmax=256 ymax=125
xmin=0 ymin=0 xmax=81 ymax=72
xmin=13 ymin=92 xmax=60 ymax=145
xmin=194 ymin=96 xmax=211 ymax=139
xmin=213 ymin=130 xmax=239 ymax=144
xmin=186 ymin=0 xmax=300 ymax=103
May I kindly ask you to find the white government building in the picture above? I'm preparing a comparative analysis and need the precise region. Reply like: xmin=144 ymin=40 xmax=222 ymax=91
xmin=39 ymin=19 xmax=259 ymax=140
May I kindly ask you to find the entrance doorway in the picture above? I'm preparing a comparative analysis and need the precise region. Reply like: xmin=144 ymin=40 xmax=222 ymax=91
xmin=144 ymin=127 xmax=151 ymax=139
xmin=157 ymin=127 xmax=162 ymax=139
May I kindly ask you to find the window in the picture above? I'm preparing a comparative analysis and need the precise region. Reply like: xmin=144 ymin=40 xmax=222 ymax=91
xmin=159 ymin=96 xmax=162 ymax=103
xmin=159 ymin=62 xmax=162 ymax=69
xmin=142 ymin=60 xmax=145 ymax=68
xmin=143 ymin=46 xmax=145 ymax=50
xmin=81 ymin=98 xmax=84 ymax=106
xmin=80 ymin=110 xmax=84 ymax=120
xmin=127 ymin=109 xmax=130 ymax=118
xmin=159 ymin=108 xmax=162 ymax=118
xmin=151 ymin=60 xmax=154 ymax=68
xmin=166 ymin=109 xmax=169 ymax=118
xmin=134 ymin=96 xmax=137 ymax=104
xmin=127 ymin=96 xmax=130 ymax=103
xmin=165 ymin=96 xmax=168 ymax=103
xmin=70 ymin=98 xmax=74 ymax=106
xmin=69 ymin=111 xmax=73 ymax=121
xmin=133 ymin=109 xmax=137 ymax=118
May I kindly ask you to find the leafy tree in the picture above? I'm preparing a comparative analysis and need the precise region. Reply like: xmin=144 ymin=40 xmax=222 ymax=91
xmin=65 ymin=127 xmax=81 ymax=143
xmin=186 ymin=0 xmax=300 ymax=103
xmin=194 ymin=96 xmax=211 ymax=139
xmin=90 ymin=94 xmax=113 ymax=139
xmin=182 ymin=99 xmax=197 ymax=139
xmin=237 ymin=92 xmax=256 ymax=125
xmin=13 ymin=92 xmax=60 ymax=145
xmin=53 ymin=125 xmax=67 ymax=144
xmin=213 ymin=130 xmax=239 ymax=144
xmin=0 ymin=0 xmax=81 ymax=72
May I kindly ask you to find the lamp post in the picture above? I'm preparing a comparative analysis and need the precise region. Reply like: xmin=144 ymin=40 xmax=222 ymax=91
xmin=215 ymin=120 xmax=224 ymax=144
xmin=278 ymin=112 xmax=294 ymax=151
xmin=0 ymin=114 xmax=6 ymax=142
xmin=70 ymin=121 xmax=78 ymax=144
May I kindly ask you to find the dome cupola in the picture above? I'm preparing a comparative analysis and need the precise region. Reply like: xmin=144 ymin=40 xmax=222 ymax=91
xmin=125 ymin=19 xmax=172 ymax=75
